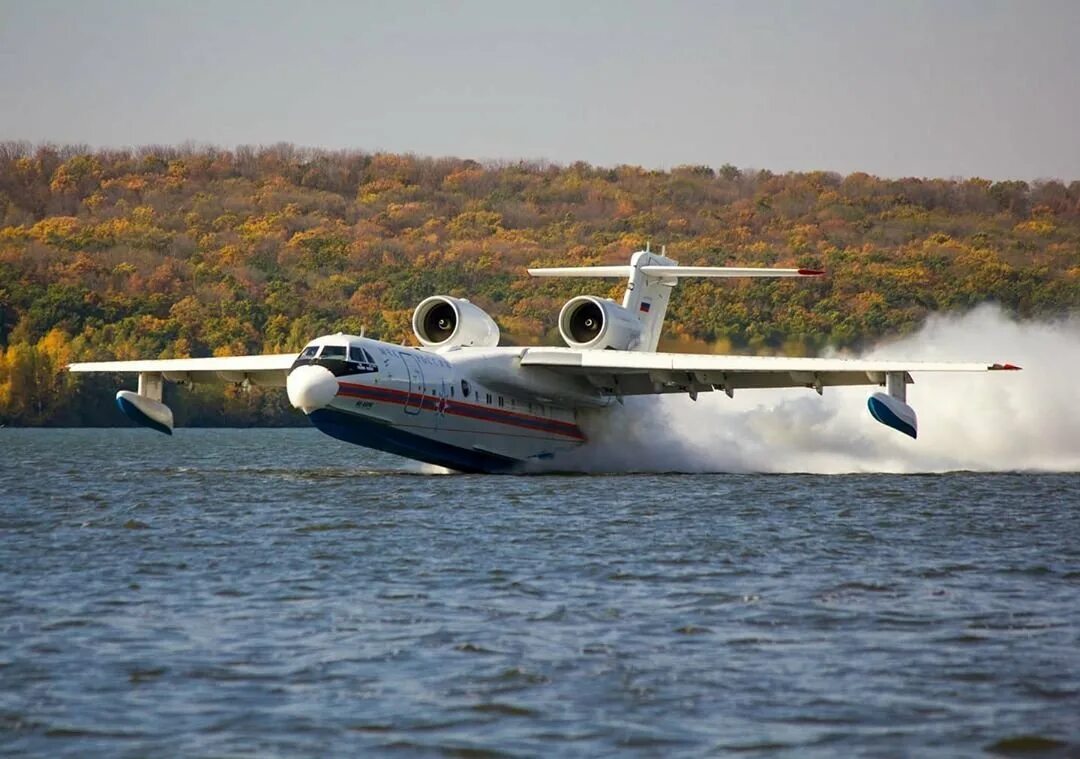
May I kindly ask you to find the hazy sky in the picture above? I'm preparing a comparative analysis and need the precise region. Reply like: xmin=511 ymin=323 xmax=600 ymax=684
xmin=1 ymin=0 xmax=1077 ymax=180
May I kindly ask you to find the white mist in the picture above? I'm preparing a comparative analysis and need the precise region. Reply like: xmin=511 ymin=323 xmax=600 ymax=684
xmin=550 ymin=305 xmax=1080 ymax=473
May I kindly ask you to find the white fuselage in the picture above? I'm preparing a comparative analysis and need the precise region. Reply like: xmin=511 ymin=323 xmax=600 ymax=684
xmin=287 ymin=336 xmax=593 ymax=472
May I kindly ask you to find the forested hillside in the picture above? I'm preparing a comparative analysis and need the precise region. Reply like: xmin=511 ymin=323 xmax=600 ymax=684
xmin=1 ymin=142 xmax=1078 ymax=426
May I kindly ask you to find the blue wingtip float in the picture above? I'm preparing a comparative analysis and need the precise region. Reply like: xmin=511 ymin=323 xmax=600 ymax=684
xmin=115 ymin=387 xmax=173 ymax=435
xmin=867 ymin=392 xmax=917 ymax=439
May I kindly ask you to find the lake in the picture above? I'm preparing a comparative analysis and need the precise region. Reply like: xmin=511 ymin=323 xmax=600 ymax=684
xmin=1 ymin=428 xmax=1078 ymax=756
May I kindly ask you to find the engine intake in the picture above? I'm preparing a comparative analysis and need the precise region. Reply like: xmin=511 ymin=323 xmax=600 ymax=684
xmin=412 ymin=296 xmax=500 ymax=349
xmin=558 ymin=296 xmax=643 ymax=351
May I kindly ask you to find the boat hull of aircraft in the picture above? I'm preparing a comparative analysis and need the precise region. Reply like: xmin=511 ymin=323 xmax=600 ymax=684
xmin=307 ymin=408 xmax=523 ymax=473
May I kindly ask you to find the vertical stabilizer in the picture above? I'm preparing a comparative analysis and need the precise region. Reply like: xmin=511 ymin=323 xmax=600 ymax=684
xmin=620 ymin=249 xmax=679 ymax=352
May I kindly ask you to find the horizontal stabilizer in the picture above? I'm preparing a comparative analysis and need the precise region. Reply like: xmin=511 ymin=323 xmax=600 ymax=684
xmin=527 ymin=266 xmax=634 ymax=278
xmin=528 ymin=265 xmax=824 ymax=279
xmin=638 ymin=266 xmax=824 ymax=278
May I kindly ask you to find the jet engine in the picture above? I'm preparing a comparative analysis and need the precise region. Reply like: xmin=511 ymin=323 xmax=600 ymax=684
xmin=558 ymin=296 xmax=644 ymax=351
xmin=412 ymin=296 xmax=500 ymax=349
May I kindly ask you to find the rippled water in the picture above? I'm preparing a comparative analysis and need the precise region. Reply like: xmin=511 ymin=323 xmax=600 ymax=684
xmin=2 ymin=428 xmax=1078 ymax=757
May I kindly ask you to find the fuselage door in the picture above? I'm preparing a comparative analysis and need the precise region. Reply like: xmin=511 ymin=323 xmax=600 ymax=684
xmin=399 ymin=353 xmax=424 ymax=415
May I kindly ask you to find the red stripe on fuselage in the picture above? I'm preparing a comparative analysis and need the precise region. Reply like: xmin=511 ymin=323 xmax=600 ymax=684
xmin=336 ymin=382 xmax=585 ymax=441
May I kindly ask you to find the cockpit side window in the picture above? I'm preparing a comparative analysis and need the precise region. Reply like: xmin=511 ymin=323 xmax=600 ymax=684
xmin=349 ymin=346 xmax=365 ymax=363
xmin=300 ymin=346 xmax=319 ymax=359
xmin=322 ymin=345 xmax=346 ymax=359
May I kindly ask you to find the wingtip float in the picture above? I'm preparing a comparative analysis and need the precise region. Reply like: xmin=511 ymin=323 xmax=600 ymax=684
xmin=867 ymin=393 xmax=918 ymax=439
xmin=115 ymin=390 xmax=174 ymax=436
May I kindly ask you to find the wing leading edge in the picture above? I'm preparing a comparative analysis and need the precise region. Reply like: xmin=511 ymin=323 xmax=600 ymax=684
xmin=68 ymin=353 xmax=297 ymax=386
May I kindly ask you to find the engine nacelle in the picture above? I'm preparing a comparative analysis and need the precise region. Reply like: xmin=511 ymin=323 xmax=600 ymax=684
xmin=558 ymin=296 xmax=644 ymax=351
xmin=412 ymin=296 xmax=500 ymax=349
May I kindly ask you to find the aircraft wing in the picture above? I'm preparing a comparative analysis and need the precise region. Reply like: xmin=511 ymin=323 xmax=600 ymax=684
xmin=518 ymin=348 xmax=1019 ymax=396
xmin=67 ymin=353 xmax=299 ymax=435
xmin=68 ymin=353 xmax=297 ymax=387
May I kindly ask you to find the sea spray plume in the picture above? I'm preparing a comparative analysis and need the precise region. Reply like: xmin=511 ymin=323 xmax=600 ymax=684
xmin=546 ymin=305 xmax=1080 ymax=474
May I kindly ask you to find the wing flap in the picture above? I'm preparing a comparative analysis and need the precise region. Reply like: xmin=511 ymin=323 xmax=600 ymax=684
xmin=520 ymin=348 xmax=1013 ymax=396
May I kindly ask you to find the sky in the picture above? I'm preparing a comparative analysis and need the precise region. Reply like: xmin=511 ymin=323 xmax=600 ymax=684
xmin=1 ymin=0 xmax=1077 ymax=180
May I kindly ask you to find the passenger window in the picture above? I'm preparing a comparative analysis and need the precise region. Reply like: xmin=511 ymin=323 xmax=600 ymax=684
xmin=498 ymin=396 xmax=504 ymax=408
xmin=486 ymin=393 xmax=492 ymax=404
xmin=450 ymin=386 xmax=455 ymax=398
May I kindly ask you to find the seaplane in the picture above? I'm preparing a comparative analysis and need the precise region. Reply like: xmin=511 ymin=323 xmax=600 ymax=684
xmin=68 ymin=247 xmax=1020 ymax=473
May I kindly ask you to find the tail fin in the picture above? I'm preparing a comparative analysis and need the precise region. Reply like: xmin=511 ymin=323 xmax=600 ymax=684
xmin=528 ymin=248 xmax=824 ymax=352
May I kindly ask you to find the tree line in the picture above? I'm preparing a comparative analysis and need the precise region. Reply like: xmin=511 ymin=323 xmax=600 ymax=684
xmin=1 ymin=141 xmax=1077 ymax=425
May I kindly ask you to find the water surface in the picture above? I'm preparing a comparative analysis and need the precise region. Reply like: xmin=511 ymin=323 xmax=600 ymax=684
xmin=1 ymin=429 xmax=1078 ymax=756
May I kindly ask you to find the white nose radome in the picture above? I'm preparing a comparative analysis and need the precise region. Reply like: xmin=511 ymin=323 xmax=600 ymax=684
xmin=287 ymin=364 xmax=339 ymax=413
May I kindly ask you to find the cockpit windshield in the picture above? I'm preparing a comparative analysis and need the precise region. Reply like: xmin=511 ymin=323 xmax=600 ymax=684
xmin=291 ymin=342 xmax=378 ymax=377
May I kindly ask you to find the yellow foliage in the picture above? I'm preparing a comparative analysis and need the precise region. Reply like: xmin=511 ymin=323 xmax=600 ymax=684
xmin=358 ymin=177 xmax=405 ymax=200
xmin=167 ymin=160 xmax=188 ymax=180
xmin=1015 ymin=219 xmax=1055 ymax=235
xmin=448 ymin=211 xmax=502 ymax=240
xmin=237 ymin=214 xmax=286 ymax=242
xmin=131 ymin=206 xmax=156 ymax=226
xmin=215 ymin=244 xmax=246 ymax=266
xmin=49 ymin=155 xmax=102 ymax=193
xmin=30 ymin=216 xmax=81 ymax=244
xmin=442 ymin=168 xmax=485 ymax=191
xmin=37 ymin=329 xmax=74 ymax=368
xmin=0 ymin=226 xmax=31 ymax=243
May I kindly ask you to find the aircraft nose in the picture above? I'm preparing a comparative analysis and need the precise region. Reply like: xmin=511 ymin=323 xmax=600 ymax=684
xmin=287 ymin=364 xmax=339 ymax=413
